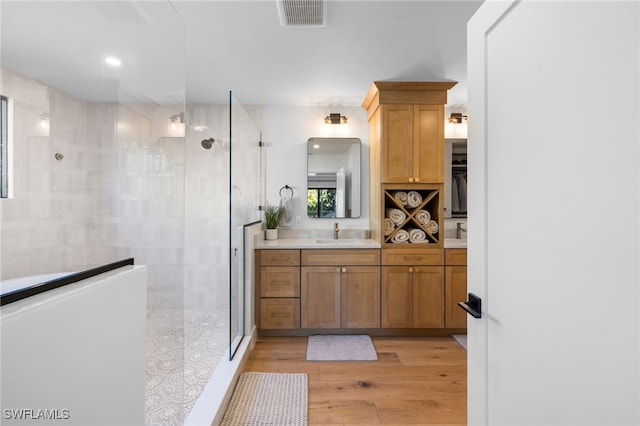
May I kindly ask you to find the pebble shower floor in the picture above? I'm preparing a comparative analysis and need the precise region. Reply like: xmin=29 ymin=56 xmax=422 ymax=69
xmin=145 ymin=308 xmax=229 ymax=425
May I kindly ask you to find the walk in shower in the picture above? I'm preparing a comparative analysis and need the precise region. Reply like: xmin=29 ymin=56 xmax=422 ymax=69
xmin=0 ymin=2 xmax=262 ymax=425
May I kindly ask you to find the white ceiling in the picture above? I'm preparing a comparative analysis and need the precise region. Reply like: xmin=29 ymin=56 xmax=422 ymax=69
xmin=0 ymin=0 xmax=483 ymax=107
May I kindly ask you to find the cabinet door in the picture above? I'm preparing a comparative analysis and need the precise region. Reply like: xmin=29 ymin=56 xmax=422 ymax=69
xmin=301 ymin=266 xmax=341 ymax=328
xmin=341 ymin=266 xmax=381 ymax=328
xmin=381 ymin=267 xmax=413 ymax=328
xmin=414 ymin=104 xmax=444 ymax=183
xmin=413 ymin=266 xmax=445 ymax=328
xmin=381 ymin=104 xmax=413 ymax=183
xmin=445 ymin=265 xmax=467 ymax=328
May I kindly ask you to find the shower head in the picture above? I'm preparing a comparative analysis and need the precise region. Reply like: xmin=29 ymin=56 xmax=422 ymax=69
xmin=201 ymin=138 xmax=215 ymax=150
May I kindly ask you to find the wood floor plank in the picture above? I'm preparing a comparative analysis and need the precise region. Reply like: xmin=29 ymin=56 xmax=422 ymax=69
xmin=310 ymin=399 xmax=380 ymax=424
xmin=375 ymin=399 xmax=466 ymax=425
xmin=241 ymin=335 xmax=467 ymax=425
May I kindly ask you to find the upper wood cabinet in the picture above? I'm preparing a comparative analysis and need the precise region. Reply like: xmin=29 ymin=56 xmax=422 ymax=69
xmin=381 ymin=104 xmax=444 ymax=183
xmin=362 ymin=81 xmax=456 ymax=185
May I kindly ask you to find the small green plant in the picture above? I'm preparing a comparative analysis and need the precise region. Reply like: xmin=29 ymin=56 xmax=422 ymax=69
xmin=264 ymin=204 xmax=286 ymax=229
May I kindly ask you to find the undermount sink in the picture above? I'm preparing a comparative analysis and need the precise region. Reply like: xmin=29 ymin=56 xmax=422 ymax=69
xmin=315 ymin=239 xmax=360 ymax=244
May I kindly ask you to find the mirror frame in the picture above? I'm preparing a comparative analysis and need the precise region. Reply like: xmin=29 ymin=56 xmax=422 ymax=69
xmin=307 ymin=137 xmax=361 ymax=219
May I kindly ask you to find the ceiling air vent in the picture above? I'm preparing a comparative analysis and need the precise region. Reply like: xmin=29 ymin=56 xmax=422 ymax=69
xmin=276 ymin=0 xmax=327 ymax=28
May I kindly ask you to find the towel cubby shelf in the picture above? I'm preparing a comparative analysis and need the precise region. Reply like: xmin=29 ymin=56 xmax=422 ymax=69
xmin=382 ymin=184 xmax=442 ymax=247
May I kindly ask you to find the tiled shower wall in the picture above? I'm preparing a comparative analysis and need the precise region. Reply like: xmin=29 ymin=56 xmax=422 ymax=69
xmin=0 ymin=67 xmax=104 ymax=279
xmin=1 ymin=67 xmax=266 ymax=311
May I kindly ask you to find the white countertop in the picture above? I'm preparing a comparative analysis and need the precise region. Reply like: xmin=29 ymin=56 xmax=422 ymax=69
xmin=255 ymin=238 xmax=381 ymax=249
xmin=255 ymin=238 xmax=466 ymax=249
xmin=444 ymin=238 xmax=467 ymax=249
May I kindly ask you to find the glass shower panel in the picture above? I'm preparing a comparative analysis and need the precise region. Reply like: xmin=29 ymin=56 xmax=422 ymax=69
xmin=1 ymin=2 xmax=190 ymax=424
xmin=229 ymin=91 xmax=262 ymax=359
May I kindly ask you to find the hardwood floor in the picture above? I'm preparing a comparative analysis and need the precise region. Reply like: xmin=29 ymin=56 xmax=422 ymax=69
xmin=242 ymin=336 xmax=467 ymax=425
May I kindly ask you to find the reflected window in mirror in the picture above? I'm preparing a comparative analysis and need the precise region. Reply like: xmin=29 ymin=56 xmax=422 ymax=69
xmin=307 ymin=137 xmax=361 ymax=218
xmin=307 ymin=188 xmax=336 ymax=218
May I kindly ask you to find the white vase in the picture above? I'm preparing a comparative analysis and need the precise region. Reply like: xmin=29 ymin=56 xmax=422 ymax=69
xmin=265 ymin=228 xmax=278 ymax=240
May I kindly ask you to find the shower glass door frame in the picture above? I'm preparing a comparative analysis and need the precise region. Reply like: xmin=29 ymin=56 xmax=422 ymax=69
xmin=228 ymin=91 xmax=262 ymax=360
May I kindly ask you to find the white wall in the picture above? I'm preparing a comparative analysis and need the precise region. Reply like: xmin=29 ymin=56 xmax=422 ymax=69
xmin=265 ymin=105 xmax=370 ymax=230
xmin=1 ymin=266 xmax=147 ymax=426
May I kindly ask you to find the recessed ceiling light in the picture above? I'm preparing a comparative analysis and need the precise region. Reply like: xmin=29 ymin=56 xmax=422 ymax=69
xmin=104 ymin=56 xmax=122 ymax=67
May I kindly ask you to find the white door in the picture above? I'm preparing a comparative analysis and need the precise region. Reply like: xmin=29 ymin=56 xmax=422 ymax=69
xmin=467 ymin=2 xmax=639 ymax=425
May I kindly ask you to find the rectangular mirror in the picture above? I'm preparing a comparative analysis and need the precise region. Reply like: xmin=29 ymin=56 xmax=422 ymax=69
xmin=307 ymin=137 xmax=361 ymax=218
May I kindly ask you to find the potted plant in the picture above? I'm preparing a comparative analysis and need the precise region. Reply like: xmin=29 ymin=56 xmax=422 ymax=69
xmin=264 ymin=204 xmax=285 ymax=240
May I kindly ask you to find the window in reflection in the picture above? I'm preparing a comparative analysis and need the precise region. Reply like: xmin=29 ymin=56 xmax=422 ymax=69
xmin=307 ymin=188 xmax=336 ymax=218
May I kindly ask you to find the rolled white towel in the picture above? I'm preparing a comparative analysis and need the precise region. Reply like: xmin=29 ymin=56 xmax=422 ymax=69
xmin=408 ymin=228 xmax=429 ymax=243
xmin=384 ymin=218 xmax=395 ymax=236
xmin=415 ymin=209 xmax=431 ymax=226
xmin=407 ymin=191 xmax=422 ymax=208
xmin=393 ymin=191 xmax=408 ymax=206
xmin=391 ymin=229 xmax=409 ymax=243
xmin=385 ymin=208 xmax=406 ymax=225
xmin=425 ymin=219 xmax=439 ymax=235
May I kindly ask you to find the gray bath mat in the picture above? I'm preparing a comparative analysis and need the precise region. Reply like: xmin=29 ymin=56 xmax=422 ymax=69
xmin=306 ymin=335 xmax=377 ymax=361
xmin=221 ymin=372 xmax=308 ymax=426
xmin=452 ymin=334 xmax=467 ymax=351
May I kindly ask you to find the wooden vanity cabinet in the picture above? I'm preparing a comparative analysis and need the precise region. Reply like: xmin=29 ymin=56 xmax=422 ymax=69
xmin=445 ymin=248 xmax=467 ymax=329
xmin=301 ymin=249 xmax=381 ymax=329
xmin=257 ymin=250 xmax=301 ymax=330
xmin=381 ymin=248 xmax=445 ymax=328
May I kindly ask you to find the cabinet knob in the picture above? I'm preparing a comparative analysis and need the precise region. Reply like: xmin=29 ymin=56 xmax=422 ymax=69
xmin=409 ymin=177 xmax=414 ymax=183
xmin=341 ymin=267 xmax=347 ymax=273
xmin=408 ymin=267 xmax=414 ymax=273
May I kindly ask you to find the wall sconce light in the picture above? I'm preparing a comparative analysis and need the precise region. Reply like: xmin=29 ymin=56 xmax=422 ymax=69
xmin=445 ymin=112 xmax=468 ymax=139
xmin=448 ymin=113 xmax=468 ymax=124
xmin=37 ymin=113 xmax=50 ymax=136
xmin=324 ymin=113 xmax=348 ymax=125
xmin=168 ymin=113 xmax=185 ymax=137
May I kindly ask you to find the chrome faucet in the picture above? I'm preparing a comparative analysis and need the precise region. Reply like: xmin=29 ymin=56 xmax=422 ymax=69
xmin=334 ymin=222 xmax=340 ymax=240
xmin=456 ymin=222 xmax=467 ymax=239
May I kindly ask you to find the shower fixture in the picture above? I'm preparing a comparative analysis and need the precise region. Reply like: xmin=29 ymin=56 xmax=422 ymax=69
xmin=201 ymin=138 xmax=215 ymax=150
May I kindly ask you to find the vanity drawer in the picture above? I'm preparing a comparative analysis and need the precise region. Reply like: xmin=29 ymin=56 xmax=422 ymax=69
xmin=260 ymin=267 xmax=300 ymax=298
xmin=259 ymin=249 xmax=300 ymax=266
xmin=445 ymin=248 xmax=467 ymax=266
xmin=301 ymin=249 xmax=380 ymax=266
xmin=382 ymin=248 xmax=444 ymax=265
xmin=260 ymin=299 xmax=300 ymax=329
